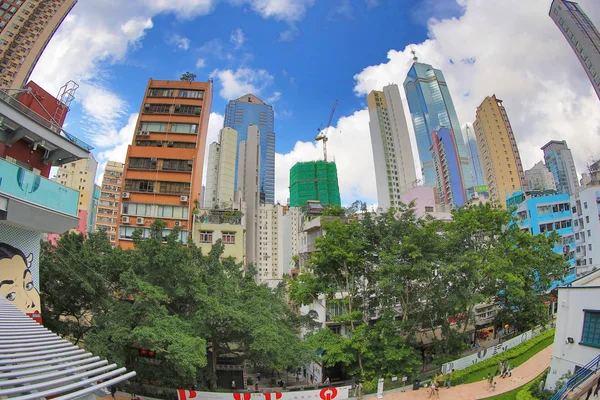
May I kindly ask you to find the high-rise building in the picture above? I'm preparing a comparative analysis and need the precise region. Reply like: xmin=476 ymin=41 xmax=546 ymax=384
xmin=256 ymin=203 xmax=284 ymax=287
xmin=89 ymin=184 xmax=100 ymax=233
xmin=430 ymin=128 xmax=466 ymax=206
xmin=473 ymin=95 xmax=526 ymax=207
xmin=289 ymin=161 xmax=341 ymax=209
xmin=0 ymin=80 xmax=92 ymax=320
xmin=571 ymin=185 xmax=600 ymax=275
xmin=525 ymin=161 xmax=557 ymax=191
xmin=403 ymin=60 xmax=473 ymax=196
xmin=56 ymin=156 xmax=98 ymax=233
xmin=224 ymin=94 xmax=275 ymax=204
xmin=580 ymin=159 xmax=600 ymax=188
xmin=0 ymin=0 xmax=77 ymax=89
xmin=550 ymin=0 xmax=600 ymax=99
xmin=116 ymin=79 xmax=213 ymax=249
xmin=463 ymin=124 xmax=486 ymax=188
xmin=237 ymin=124 xmax=261 ymax=266
xmin=367 ymin=84 xmax=417 ymax=210
xmin=95 ymin=161 xmax=124 ymax=245
xmin=542 ymin=140 xmax=580 ymax=195
xmin=204 ymin=127 xmax=238 ymax=209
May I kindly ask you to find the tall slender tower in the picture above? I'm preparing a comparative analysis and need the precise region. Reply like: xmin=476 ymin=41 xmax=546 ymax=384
xmin=541 ymin=140 xmax=580 ymax=195
xmin=95 ymin=161 xmax=124 ymax=245
xmin=550 ymin=0 xmax=600 ymax=99
xmin=473 ymin=95 xmax=526 ymax=207
xmin=367 ymin=84 xmax=417 ymax=210
xmin=0 ymin=0 xmax=77 ymax=89
xmin=224 ymin=94 xmax=275 ymax=204
xmin=116 ymin=79 xmax=213 ymax=249
xmin=403 ymin=60 xmax=473 ymax=203
xmin=430 ymin=128 xmax=466 ymax=206
xmin=463 ymin=124 xmax=486 ymax=188
xmin=204 ymin=127 xmax=238 ymax=209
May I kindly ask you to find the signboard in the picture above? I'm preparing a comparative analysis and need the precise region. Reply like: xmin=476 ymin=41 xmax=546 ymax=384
xmin=441 ymin=329 xmax=540 ymax=374
xmin=177 ymin=386 xmax=352 ymax=400
xmin=376 ymin=379 xmax=384 ymax=399
xmin=474 ymin=185 xmax=489 ymax=193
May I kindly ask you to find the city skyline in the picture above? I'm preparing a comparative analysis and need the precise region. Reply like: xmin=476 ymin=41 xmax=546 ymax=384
xmin=26 ymin=0 xmax=600 ymax=207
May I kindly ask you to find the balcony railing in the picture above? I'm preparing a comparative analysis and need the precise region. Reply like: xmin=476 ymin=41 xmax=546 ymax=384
xmin=0 ymin=90 xmax=93 ymax=151
xmin=193 ymin=209 xmax=243 ymax=225
xmin=0 ymin=157 xmax=79 ymax=216
xmin=551 ymin=353 xmax=600 ymax=400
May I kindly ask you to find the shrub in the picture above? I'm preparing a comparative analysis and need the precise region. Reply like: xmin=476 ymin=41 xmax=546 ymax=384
xmin=516 ymin=371 xmax=549 ymax=400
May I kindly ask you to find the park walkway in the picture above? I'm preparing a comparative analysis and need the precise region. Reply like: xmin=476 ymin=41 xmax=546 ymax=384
xmin=371 ymin=344 xmax=553 ymax=400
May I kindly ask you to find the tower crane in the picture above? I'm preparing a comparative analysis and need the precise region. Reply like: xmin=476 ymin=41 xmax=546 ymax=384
xmin=315 ymin=99 xmax=338 ymax=162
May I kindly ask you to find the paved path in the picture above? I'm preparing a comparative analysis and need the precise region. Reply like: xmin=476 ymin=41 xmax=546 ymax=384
xmin=371 ymin=345 xmax=553 ymax=400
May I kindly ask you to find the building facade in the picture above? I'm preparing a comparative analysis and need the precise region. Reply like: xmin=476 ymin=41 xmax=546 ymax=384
xmin=508 ymin=191 xmax=577 ymax=284
xmin=205 ymin=127 xmax=238 ymax=209
xmin=400 ymin=186 xmax=452 ymax=221
xmin=0 ymin=0 xmax=76 ymax=89
xmin=525 ymin=161 xmax=557 ymax=191
xmin=367 ymin=84 xmax=417 ymax=210
xmin=463 ymin=124 xmax=486 ymax=188
xmin=542 ymin=140 xmax=580 ymax=195
xmin=474 ymin=95 xmax=526 ymax=207
xmin=281 ymin=206 xmax=302 ymax=277
xmin=256 ymin=203 xmax=284 ymax=287
xmin=580 ymin=159 xmax=600 ymax=188
xmin=224 ymin=94 xmax=275 ymax=204
xmin=403 ymin=61 xmax=473 ymax=194
xmin=191 ymin=207 xmax=245 ymax=263
xmin=545 ymin=269 xmax=600 ymax=391
xmin=550 ymin=0 xmax=600 ymax=99
xmin=571 ymin=185 xmax=600 ymax=274
xmin=0 ymin=81 xmax=92 ymax=320
xmin=430 ymin=128 xmax=466 ymax=206
xmin=89 ymin=184 xmax=100 ymax=232
xmin=94 ymin=161 xmax=123 ymax=244
xmin=55 ymin=156 xmax=98 ymax=234
xmin=116 ymin=79 xmax=213 ymax=249
xmin=289 ymin=161 xmax=341 ymax=209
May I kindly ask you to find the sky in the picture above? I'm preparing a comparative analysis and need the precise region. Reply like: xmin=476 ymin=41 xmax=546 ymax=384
xmin=30 ymin=0 xmax=600 ymax=206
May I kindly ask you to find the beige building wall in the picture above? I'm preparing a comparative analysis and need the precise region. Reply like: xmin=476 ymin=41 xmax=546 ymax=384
xmin=191 ymin=209 xmax=245 ymax=263
xmin=474 ymin=95 xmax=526 ymax=207
xmin=216 ymin=127 xmax=237 ymax=208
xmin=56 ymin=155 xmax=98 ymax=232
xmin=95 ymin=161 xmax=124 ymax=244
xmin=0 ymin=0 xmax=77 ymax=89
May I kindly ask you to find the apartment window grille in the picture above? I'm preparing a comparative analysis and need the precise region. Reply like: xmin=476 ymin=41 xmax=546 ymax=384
xmin=581 ymin=310 xmax=600 ymax=348
xmin=199 ymin=231 xmax=213 ymax=243
xmin=170 ymin=123 xmax=198 ymax=134
xmin=222 ymin=232 xmax=236 ymax=244
xmin=178 ymin=89 xmax=204 ymax=99
xmin=148 ymin=88 xmax=174 ymax=97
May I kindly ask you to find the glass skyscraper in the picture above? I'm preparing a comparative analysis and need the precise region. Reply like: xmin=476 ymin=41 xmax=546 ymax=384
xmin=541 ymin=140 xmax=580 ymax=195
xmin=403 ymin=62 xmax=473 ymax=198
xmin=224 ymin=94 xmax=275 ymax=204
xmin=463 ymin=124 xmax=486 ymax=188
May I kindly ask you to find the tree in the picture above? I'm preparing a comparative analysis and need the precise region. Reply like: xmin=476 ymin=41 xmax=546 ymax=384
xmin=181 ymin=72 xmax=196 ymax=82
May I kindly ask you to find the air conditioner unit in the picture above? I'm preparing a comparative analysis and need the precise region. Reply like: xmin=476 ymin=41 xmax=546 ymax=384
xmin=136 ymin=217 xmax=145 ymax=225
xmin=180 ymin=195 xmax=188 ymax=203
xmin=122 ymin=192 xmax=130 ymax=199
xmin=144 ymin=103 xmax=150 ymax=109
xmin=150 ymin=157 xmax=157 ymax=162
xmin=194 ymin=109 xmax=201 ymax=115
xmin=157 ymin=141 xmax=163 ymax=146
xmin=174 ymin=221 xmax=181 ymax=227
xmin=187 ymin=160 xmax=193 ymax=166
xmin=49 ymin=124 xmax=59 ymax=133
xmin=174 ymin=104 xmax=181 ymax=110
xmin=167 ymin=141 xmax=174 ymax=147
xmin=139 ymin=131 xmax=150 ymax=136
xmin=121 ymin=216 xmax=130 ymax=224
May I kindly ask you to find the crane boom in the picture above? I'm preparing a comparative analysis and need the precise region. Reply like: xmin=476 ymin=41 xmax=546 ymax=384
xmin=315 ymin=99 xmax=338 ymax=162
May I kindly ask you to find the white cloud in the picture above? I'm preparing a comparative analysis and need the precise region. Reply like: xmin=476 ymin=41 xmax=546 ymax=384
xmin=196 ymin=58 xmax=206 ymax=68
xmin=202 ymin=112 xmax=225 ymax=185
xmin=329 ymin=0 xmax=353 ymax=20
xmin=230 ymin=28 xmax=246 ymax=49
xmin=95 ymin=113 xmax=138 ymax=184
xmin=275 ymin=109 xmax=377 ymax=205
xmin=167 ymin=34 xmax=191 ymax=50
xmin=232 ymin=0 xmax=316 ymax=22
xmin=266 ymin=91 xmax=281 ymax=104
xmin=210 ymin=68 xmax=275 ymax=100
xmin=278 ymin=25 xmax=299 ymax=42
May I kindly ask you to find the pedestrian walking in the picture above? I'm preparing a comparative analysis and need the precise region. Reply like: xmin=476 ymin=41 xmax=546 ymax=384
xmin=110 ymin=385 xmax=117 ymax=399
xmin=324 ymin=377 xmax=330 ymax=386
xmin=257 ymin=372 xmax=261 ymax=382
xmin=255 ymin=383 xmax=259 ymax=392
xmin=487 ymin=373 xmax=493 ymax=388
xmin=357 ymin=382 xmax=363 ymax=400
xmin=428 ymin=380 xmax=440 ymax=399
xmin=444 ymin=369 xmax=455 ymax=388
xmin=231 ymin=380 xmax=236 ymax=391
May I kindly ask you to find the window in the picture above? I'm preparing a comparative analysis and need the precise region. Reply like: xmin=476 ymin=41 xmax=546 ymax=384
xmin=588 ymin=230 xmax=592 ymax=237
xmin=199 ymin=231 xmax=213 ymax=243
xmin=129 ymin=158 xmax=156 ymax=170
xmin=170 ymin=123 xmax=198 ymax=134
xmin=122 ymin=203 xmax=152 ymax=217
xmin=222 ymin=232 xmax=236 ymax=244
xmin=138 ymin=121 xmax=167 ymax=132
xmin=162 ymin=159 xmax=192 ymax=172
xmin=145 ymin=104 xmax=171 ymax=114
xmin=581 ymin=311 xmax=600 ymax=348
xmin=586 ymin=216 xmax=590 ymax=223
xmin=124 ymin=179 xmax=155 ymax=193
xmin=159 ymin=181 xmax=190 ymax=195
xmin=590 ymin=244 xmax=593 ymax=251
xmin=425 ymin=206 xmax=434 ymax=212
xmin=148 ymin=88 xmax=173 ymax=97
xmin=178 ymin=89 xmax=204 ymax=99
xmin=584 ymin=202 xmax=588 ymax=209
xmin=175 ymin=105 xmax=201 ymax=116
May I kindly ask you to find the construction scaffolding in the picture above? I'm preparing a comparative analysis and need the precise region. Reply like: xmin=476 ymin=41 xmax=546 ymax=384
xmin=289 ymin=161 xmax=341 ymax=208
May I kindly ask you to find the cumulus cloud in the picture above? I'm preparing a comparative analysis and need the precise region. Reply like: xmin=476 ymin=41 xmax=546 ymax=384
xmin=196 ymin=58 xmax=206 ymax=68
xmin=275 ymin=109 xmax=377 ymax=205
xmin=167 ymin=34 xmax=191 ymax=50
xmin=210 ymin=68 xmax=275 ymax=100
xmin=94 ymin=113 xmax=138 ymax=184
xmin=232 ymin=0 xmax=316 ymax=22
xmin=230 ymin=28 xmax=246 ymax=49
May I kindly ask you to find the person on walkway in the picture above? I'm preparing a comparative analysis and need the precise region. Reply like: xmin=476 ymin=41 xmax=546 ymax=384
xmin=487 ymin=373 xmax=494 ymax=388
xmin=231 ymin=380 xmax=236 ymax=391
xmin=324 ymin=377 xmax=330 ymax=386
xmin=257 ymin=372 xmax=261 ymax=382
xmin=443 ymin=369 xmax=455 ymax=388
xmin=110 ymin=385 xmax=117 ymax=399
xmin=357 ymin=382 xmax=363 ymax=400
xmin=130 ymin=393 xmax=141 ymax=400
xmin=254 ymin=383 xmax=259 ymax=392
xmin=428 ymin=379 xmax=440 ymax=399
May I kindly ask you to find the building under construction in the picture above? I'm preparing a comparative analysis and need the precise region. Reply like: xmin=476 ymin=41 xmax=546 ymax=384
xmin=289 ymin=161 xmax=341 ymax=208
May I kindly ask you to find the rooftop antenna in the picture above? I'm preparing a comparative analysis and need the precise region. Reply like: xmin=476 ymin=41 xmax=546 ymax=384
xmin=410 ymin=45 xmax=418 ymax=62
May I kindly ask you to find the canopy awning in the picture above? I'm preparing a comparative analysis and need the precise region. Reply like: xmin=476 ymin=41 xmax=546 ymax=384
xmin=0 ymin=297 xmax=136 ymax=399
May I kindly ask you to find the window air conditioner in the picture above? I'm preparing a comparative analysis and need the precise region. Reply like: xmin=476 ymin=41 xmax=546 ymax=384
xmin=180 ymin=195 xmax=189 ymax=202
xmin=174 ymin=221 xmax=181 ymax=227
xmin=150 ymin=157 xmax=157 ymax=162
xmin=121 ymin=216 xmax=130 ymax=224
xmin=187 ymin=160 xmax=193 ymax=166
xmin=122 ymin=192 xmax=130 ymax=199
xmin=167 ymin=141 xmax=174 ymax=147
xmin=136 ymin=217 xmax=145 ymax=225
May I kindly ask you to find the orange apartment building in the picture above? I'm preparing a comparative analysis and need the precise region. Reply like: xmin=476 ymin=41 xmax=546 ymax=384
xmin=115 ymin=79 xmax=213 ymax=249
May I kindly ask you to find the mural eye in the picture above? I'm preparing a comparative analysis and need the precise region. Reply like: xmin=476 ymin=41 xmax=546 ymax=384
xmin=25 ymin=282 xmax=34 ymax=291
xmin=7 ymin=292 xmax=16 ymax=302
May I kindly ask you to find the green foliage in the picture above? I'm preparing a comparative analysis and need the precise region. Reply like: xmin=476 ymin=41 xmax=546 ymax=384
xmin=180 ymin=72 xmax=196 ymax=82
xmin=521 ymin=370 xmax=553 ymax=400
xmin=40 ymin=221 xmax=310 ymax=389
xmin=452 ymin=329 xmax=555 ymax=385
xmin=321 ymin=205 xmax=346 ymax=216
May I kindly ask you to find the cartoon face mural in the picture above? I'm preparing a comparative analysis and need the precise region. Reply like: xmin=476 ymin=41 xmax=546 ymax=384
xmin=0 ymin=242 xmax=41 ymax=320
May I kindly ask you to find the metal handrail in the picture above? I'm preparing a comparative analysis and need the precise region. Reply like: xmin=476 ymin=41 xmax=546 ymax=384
xmin=0 ymin=90 xmax=93 ymax=151
xmin=551 ymin=353 xmax=600 ymax=400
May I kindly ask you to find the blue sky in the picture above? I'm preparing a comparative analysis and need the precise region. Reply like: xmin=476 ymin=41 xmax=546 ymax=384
xmin=31 ymin=0 xmax=600 ymax=205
